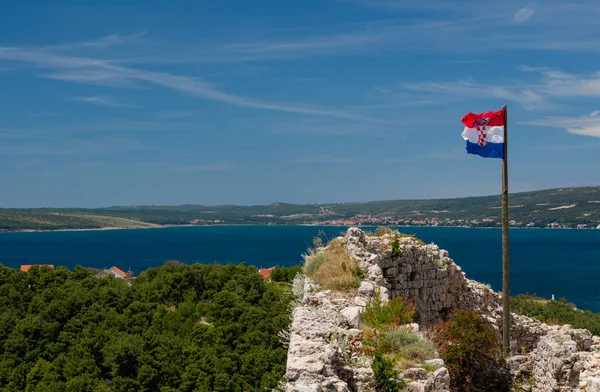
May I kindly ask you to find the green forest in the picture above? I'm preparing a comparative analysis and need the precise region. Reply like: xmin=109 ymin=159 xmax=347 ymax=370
xmin=0 ymin=262 xmax=293 ymax=392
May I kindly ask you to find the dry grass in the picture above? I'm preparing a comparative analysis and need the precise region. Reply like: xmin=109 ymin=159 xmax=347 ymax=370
xmin=364 ymin=226 xmax=395 ymax=237
xmin=363 ymin=325 xmax=438 ymax=370
xmin=303 ymin=239 xmax=361 ymax=291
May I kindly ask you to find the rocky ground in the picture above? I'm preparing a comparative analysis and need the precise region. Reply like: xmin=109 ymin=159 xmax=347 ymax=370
xmin=284 ymin=227 xmax=600 ymax=392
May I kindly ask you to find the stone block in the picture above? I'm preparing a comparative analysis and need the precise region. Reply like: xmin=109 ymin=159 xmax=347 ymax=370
xmin=378 ymin=286 xmax=390 ymax=301
xmin=354 ymin=296 xmax=367 ymax=307
xmin=430 ymin=367 xmax=450 ymax=390
xmin=424 ymin=359 xmax=445 ymax=369
xmin=587 ymin=378 xmax=600 ymax=392
xmin=340 ymin=306 xmax=362 ymax=328
xmin=405 ymin=381 xmax=425 ymax=392
xmin=331 ymin=298 xmax=348 ymax=307
xmin=404 ymin=367 xmax=427 ymax=380
xmin=358 ymin=281 xmax=374 ymax=296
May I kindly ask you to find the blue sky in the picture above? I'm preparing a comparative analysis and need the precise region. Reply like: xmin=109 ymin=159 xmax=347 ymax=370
xmin=1 ymin=0 xmax=600 ymax=207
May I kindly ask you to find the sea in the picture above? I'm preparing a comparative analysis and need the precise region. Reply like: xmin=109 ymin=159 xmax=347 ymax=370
xmin=1 ymin=225 xmax=599 ymax=311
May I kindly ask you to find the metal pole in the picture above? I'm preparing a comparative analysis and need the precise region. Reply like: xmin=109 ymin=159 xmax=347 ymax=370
xmin=501 ymin=104 xmax=511 ymax=357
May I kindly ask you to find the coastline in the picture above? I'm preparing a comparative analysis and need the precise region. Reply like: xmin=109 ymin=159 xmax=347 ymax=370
xmin=2 ymin=223 xmax=599 ymax=234
xmin=4 ymin=225 xmax=171 ymax=234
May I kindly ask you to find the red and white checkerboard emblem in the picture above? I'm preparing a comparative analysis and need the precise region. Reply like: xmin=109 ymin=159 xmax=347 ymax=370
xmin=476 ymin=125 xmax=487 ymax=146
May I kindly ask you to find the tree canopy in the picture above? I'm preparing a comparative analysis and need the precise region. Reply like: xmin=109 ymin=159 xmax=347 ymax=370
xmin=0 ymin=262 xmax=291 ymax=392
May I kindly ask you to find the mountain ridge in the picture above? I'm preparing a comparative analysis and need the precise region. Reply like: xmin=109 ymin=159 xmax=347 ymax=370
xmin=1 ymin=185 xmax=599 ymax=231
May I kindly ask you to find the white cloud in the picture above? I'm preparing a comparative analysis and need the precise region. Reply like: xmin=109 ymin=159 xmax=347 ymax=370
xmin=519 ymin=66 xmax=574 ymax=80
xmin=0 ymin=135 xmax=151 ymax=156
xmin=265 ymin=118 xmax=395 ymax=137
xmin=73 ymin=96 xmax=140 ymax=108
xmin=522 ymin=111 xmax=600 ymax=138
xmin=46 ymin=32 xmax=146 ymax=51
xmin=0 ymin=46 xmax=374 ymax=122
xmin=402 ymin=81 xmax=546 ymax=110
xmin=397 ymin=67 xmax=600 ymax=111
xmin=19 ymin=159 xmax=44 ymax=169
xmin=11 ymin=1 xmax=596 ymax=71
xmin=514 ymin=6 xmax=535 ymax=23
xmin=192 ymin=0 xmax=600 ymax=60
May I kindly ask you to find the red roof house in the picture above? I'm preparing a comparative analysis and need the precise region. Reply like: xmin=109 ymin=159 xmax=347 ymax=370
xmin=20 ymin=264 xmax=54 ymax=272
xmin=93 ymin=266 xmax=129 ymax=279
xmin=258 ymin=267 xmax=274 ymax=280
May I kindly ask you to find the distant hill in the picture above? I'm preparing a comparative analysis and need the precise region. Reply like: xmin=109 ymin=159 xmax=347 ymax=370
xmin=1 ymin=186 xmax=599 ymax=231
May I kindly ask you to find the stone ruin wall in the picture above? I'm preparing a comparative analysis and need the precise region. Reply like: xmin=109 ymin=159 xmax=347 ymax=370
xmin=285 ymin=227 xmax=600 ymax=392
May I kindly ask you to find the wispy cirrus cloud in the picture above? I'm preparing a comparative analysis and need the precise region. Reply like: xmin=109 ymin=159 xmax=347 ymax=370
xmin=0 ymin=130 xmax=151 ymax=155
xmin=9 ymin=2 xmax=595 ymax=72
xmin=522 ymin=111 xmax=600 ymax=138
xmin=401 ymin=80 xmax=546 ymax=110
xmin=395 ymin=66 xmax=600 ymax=111
xmin=0 ymin=45 xmax=374 ymax=122
xmin=535 ymin=143 xmax=600 ymax=150
xmin=329 ymin=0 xmax=600 ymax=53
xmin=266 ymin=119 xmax=394 ymax=137
xmin=1 ymin=1 xmax=594 ymax=72
xmin=46 ymin=32 xmax=146 ymax=52
xmin=514 ymin=6 xmax=535 ymax=23
xmin=18 ymin=159 xmax=44 ymax=169
xmin=72 ymin=95 xmax=141 ymax=108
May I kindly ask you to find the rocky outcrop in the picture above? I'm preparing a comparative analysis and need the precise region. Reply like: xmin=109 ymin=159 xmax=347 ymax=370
xmin=284 ymin=227 xmax=600 ymax=391
xmin=285 ymin=276 xmax=450 ymax=392
xmin=285 ymin=282 xmax=372 ymax=392
xmin=509 ymin=324 xmax=600 ymax=391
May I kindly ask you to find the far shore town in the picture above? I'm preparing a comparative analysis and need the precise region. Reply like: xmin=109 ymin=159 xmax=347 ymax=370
xmin=189 ymin=215 xmax=600 ymax=229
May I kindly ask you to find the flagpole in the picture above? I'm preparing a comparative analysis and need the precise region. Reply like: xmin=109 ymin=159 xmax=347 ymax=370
xmin=501 ymin=104 xmax=511 ymax=357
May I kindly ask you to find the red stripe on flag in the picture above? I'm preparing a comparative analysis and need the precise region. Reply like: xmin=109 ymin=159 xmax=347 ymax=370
xmin=461 ymin=109 xmax=504 ymax=128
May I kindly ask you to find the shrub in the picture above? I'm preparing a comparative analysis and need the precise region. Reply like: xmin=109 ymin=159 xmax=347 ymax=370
xmin=378 ymin=327 xmax=420 ymax=350
xmin=362 ymin=295 xmax=415 ymax=329
xmin=374 ymin=226 xmax=395 ymax=236
xmin=270 ymin=265 xmax=302 ymax=283
xmin=364 ymin=326 xmax=437 ymax=370
xmin=352 ymin=265 xmax=366 ymax=280
xmin=391 ymin=235 xmax=401 ymax=258
xmin=303 ymin=251 xmax=327 ymax=277
xmin=377 ymin=327 xmax=437 ymax=362
xmin=432 ymin=310 xmax=500 ymax=391
xmin=372 ymin=353 xmax=405 ymax=392
xmin=303 ymin=240 xmax=361 ymax=291
xmin=511 ymin=294 xmax=600 ymax=335
xmin=291 ymin=273 xmax=305 ymax=300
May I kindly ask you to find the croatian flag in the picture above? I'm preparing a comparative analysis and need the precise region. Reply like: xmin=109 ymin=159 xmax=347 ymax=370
xmin=461 ymin=109 xmax=505 ymax=159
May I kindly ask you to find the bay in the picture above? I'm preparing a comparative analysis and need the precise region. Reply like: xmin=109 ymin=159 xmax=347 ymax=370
xmin=0 ymin=225 xmax=599 ymax=311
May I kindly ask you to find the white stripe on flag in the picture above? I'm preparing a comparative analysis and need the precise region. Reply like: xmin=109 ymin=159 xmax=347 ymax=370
xmin=461 ymin=126 xmax=504 ymax=144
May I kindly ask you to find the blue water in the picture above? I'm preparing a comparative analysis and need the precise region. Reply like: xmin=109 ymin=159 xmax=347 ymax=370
xmin=1 ymin=226 xmax=599 ymax=311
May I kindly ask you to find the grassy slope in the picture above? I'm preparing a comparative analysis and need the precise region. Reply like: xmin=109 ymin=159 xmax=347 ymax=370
xmin=0 ymin=211 xmax=161 ymax=231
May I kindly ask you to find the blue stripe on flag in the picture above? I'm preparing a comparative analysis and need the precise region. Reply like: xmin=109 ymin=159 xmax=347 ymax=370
xmin=465 ymin=141 xmax=504 ymax=159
